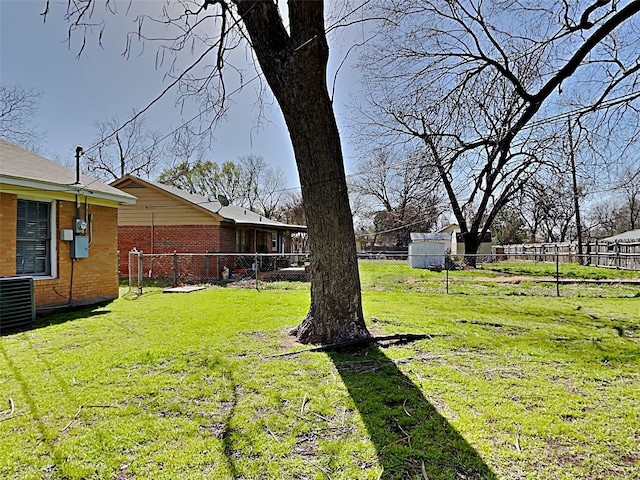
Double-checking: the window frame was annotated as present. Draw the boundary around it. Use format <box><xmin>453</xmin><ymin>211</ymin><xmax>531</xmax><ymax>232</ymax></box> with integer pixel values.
<box><xmin>16</xmin><ymin>198</ymin><xmax>57</xmax><ymax>278</ymax></box>
<box><xmin>235</xmin><ymin>229</ymin><xmax>247</xmax><ymax>253</ymax></box>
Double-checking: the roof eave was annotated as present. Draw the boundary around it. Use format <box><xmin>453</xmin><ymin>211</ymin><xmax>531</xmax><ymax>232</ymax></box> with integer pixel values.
<box><xmin>233</xmin><ymin>220</ymin><xmax>307</xmax><ymax>231</ymax></box>
<box><xmin>1</xmin><ymin>175</ymin><xmax>137</xmax><ymax>204</ymax></box>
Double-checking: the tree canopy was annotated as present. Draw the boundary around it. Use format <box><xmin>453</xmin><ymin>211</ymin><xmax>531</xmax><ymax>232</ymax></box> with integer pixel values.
<box><xmin>157</xmin><ymin>154</ymin><xmax>287</xmax><ymax>219</ymax></box>
<box><xmin>357</xmin><ymin>0</ymin><xmax>640</xmax><ymax>254</ymax></box>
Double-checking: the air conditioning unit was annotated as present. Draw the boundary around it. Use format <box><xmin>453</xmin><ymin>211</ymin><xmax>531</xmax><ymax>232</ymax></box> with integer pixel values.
<box><xmin>0</xmin><ymin>276</ymin><xmax>36</xmax><ymax>331</ymax></box>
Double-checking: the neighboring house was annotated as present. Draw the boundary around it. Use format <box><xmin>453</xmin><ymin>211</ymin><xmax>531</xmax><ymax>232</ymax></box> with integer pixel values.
<box><xmin>355</xmin><ymin>230</ymin><xmax>375</xmax><ymax>253</ymax></box>
<box><xmin>602</xmin><ymin>229</ymin><xmax>640</xmax><ymax>243</ymax></box>
<box><xmin>438</xmin><ymin>224</ymin><xmax>492</xmax><ymax>255</ymax></box>
<box><xmin>0</xmin><ymin>139</ymin><xmax>136</xmax><ymax>316</ymax></box>
<box><xmin>110</xmin><ymin>175</ymin><xmax>307</xmax><ymax>275</ymax></box>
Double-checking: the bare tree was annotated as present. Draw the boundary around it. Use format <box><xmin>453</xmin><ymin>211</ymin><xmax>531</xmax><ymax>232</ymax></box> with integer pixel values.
<box><xmin>239</xmin><ymin>154</ymin><xmax>287</xmax><ymax>218</ymax></box>
<box><xmin>86</xmin><ymin>111</ymin><xmax>164</xmax><ymax>182</ymax></box>
<box><xmin>350</xmin><ymin>149</ymin><xmax>444</xmax><ymax>246</ymax></box>
<box><xmin>528</xmin><ymin>175</ymin><xmax>579</xmax><ymax>243</ymax></box>
<box><xmin>589</xmin><ymin>167</ymin><xmax>640</xmax><ymax>235</ymax></box>
<box><xmin>52</xmin><ymin>1</ymin><xmax>370</xmax><ymax>343</ymax></box>
<box><xmin>274</xmin><ymin>190</ymin><xmax>306</xmax><ymax>225</ymax></box>
<box><xmin>0</xmin><ymin>84</ymin><xmax>46</xmax><ymax>152</ymax></box>
<box><xmin>166</xmin><ymin>125</ymin><xmax>209</xmax><ymax>169</ymax></box>
<box><xmin>357</xmin><ymin>0</ymin><xmax>640</xmax><ymax>262</ymax></box>
<box><xmin>619</xmin><ymin>168</ymin><xmax>640</xmax><ymax>230</ymax></box>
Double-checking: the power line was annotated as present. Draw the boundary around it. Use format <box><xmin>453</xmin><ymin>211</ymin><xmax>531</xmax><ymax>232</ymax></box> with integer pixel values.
<box><xmin>75</xmin><ymin>2</ymin><xmax>640</xmax><ymax>202</ymax></box>
<box><xmin>524</xmin><ymin>91</ymin><xmax>640</xmax><ymax>130</ymax></box>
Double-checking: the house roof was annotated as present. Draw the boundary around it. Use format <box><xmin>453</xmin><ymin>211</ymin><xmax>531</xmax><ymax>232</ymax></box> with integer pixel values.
<box><xmin>0</xmin><ymin>138</ymin><xmax>136</xmax><ymax>204</ymax></box>
<box><xmin>410</xmin><ymin>232</ymin><xmax>452</xmax><ymax>242</ymax></box>
<box><xmin>602</xmin><ymin>229</ymin><xmax>640</xmax><ymax>242</ymax></box>
<box><xmin>111</xmin><ymin>174</ymin><xmax>307</xmax><ymax>232</ymax></box>
<box><xmin>438</xmin><ymin>224</ymin><xmax>460</xmax><ymax>233</ymax></box>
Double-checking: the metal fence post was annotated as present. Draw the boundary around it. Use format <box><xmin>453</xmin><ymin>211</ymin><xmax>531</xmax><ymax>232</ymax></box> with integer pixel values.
<box><xmin>138</xmin><ymin>251</ymin><xmax>143</xmax><ymax>296</ymax></box>
<box><xmin>173</xmin><ymin>251</ymin><xmax>178</xmax><ymax>285</ymax></box>
<box><xmin>445</xmin><ymin>255</ymin><xmax>449</xmax><ymax>294</ymax></box>
<box><xmin>255</xmin><ymin>252</ymin><xmax>259</xmax><ymax>290</ymax></box>
<box><xmin>205</xmin><ymin>254</ymin><xmax>210</xmax><ymax>283</ymax></box>
<box><xmin>128</xmin><ymin>250</ymin><xmax>132</xmax><ymax>294</ymax></box>
<box><xmin>555</xmin><ymin>247</ymin><xmax>560</xmax><ymax>297</ymax></box>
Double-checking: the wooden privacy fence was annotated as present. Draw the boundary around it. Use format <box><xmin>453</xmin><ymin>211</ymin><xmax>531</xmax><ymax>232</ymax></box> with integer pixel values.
<box><xmin>499</xmin><ymin>241</ymin><xmax>640</xmax><ymax>270</ymax></box>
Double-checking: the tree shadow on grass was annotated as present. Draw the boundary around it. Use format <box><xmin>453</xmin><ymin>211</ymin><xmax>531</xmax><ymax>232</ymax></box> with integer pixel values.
<box><xmin>1</xmin><ymin>304</ymin><xmax>112</xmax><ymax>336</ymax></box>
<box><xmin>328</xmin><ymin>347</ymin><xmax>497</xmax><ymax>480</ymax></box>
<box><xmin>0</xmin><ymin>300</ymin><xmax>112</xmax><ymax>336</ymax></box>
<box><xmin>35</xmin><ymin>302</ymin><xmax>113</xmax><ymax>328</ymax></box>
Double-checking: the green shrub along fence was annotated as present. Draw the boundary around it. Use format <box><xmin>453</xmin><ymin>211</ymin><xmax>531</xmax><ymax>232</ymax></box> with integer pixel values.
<box><xmin>125</xmin><ymin>251</ymin><xmax>640</xmax><ymax>298</ymax></box>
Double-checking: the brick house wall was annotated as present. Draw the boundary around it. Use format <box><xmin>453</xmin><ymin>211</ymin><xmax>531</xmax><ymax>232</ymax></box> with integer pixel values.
<box><xmin>0</xmin><ymin>193</ymin><xmax>17</xmax><ymax>276</ymax></box>
<box><xmin>118</xmin><ymin>224</ymin><xmax>237</xmax><ymax>275</ymax></box>
<box><xmin>40</xmin><ymin>202</ymin><xmax>120</xmax><ymax>308</ymax></box>
<box><xmin>1</xmin><ymin>193</ymin><xmax>120</xmax><ymax>310</ymax></box>
<box><xmin>220</xmin><ymin>225</ymin><xmax>236</xmax><ymax>252</ymax></box>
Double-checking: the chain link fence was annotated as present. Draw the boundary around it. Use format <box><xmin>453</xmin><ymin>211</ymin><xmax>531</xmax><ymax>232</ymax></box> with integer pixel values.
<box><xmin>127</xmin><ymin>251</ymin><xmax>311</xmax><ymax>293</ymax></box>
<box><xmin>125</xmin><ymin>250</ymin><xmax>640</xmax><ymax>298</ymax></box>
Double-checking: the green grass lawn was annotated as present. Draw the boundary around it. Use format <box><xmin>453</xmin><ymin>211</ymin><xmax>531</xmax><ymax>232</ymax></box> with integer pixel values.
<box><xmin>357</xmin><ymin>260</ymin><xmax>640</xmax><ymax>297</ymax></box>
<box><xmin>1</xmin><ymin>286</ymin><xmax>638</xmax><ymax>479</ymax></box>
<box><xmin>478</xmin><ymin>260</ymin><xmax>640</xmax><ymax>280</ymax></box>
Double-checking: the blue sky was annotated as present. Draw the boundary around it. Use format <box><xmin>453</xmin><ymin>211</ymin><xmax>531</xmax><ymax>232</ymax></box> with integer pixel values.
<box><xmin>0</xmin><ymin>1</ymin><xmax>363</xmax><ymax>188</ymax></box>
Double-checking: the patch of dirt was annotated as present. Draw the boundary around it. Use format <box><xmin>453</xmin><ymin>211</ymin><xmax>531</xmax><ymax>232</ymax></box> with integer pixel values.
<box><xmin>278</xmin><ymin>326</ymin><xmax>389</xmax><ymax>351</ymax></box>
<box><xmin>280</xmin><ymin>334</ymin><xmax>303</xmax><ymax>349</ymax></box>
<box><xmin>227</xmin><ymin>279</ymin><xmax>268</xmax><ymax>289</ymax></box>
<box><xmin>462</xmin><ymin>275</ymin><xmax>556</xmax><ymax>283</ymax></box>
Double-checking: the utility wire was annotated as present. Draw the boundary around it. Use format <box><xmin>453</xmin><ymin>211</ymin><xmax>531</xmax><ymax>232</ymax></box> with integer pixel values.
<box><xmin>76</xmin><ymin>3</ymin><xmax>639</xmax><ymax>200</ymax></box>
<box><xmin>81</xmin><ymin>1</ymin><xmax>375</xmax><ymax>162</ymax></box>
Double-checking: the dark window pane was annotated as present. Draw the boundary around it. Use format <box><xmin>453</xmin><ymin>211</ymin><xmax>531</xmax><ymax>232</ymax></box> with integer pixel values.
<box><xmin>16</xmin><ymin>200</ymin><xmax>51</xmax><ymax>275</ymax></box>
<box><xmin>39</xmin><ymin>203</ymin><xmax>49</xmax><ymax>220</ymax></box>
<box><xmin>17</xmin><ymin>200</ymin><xmax>26</xmax><ymax>218</ymax></box>
<box><xmin>17</xmin><ymin>219</ymin><xmax>26</xmax><ymax>237</ymax></box>
<box><xmin>38</xmin><ymin>221</ymin><xmax>48</xmax><ymax>238</ymax></box>
<box><xmin>35</xmin><ymin>242</ymin><xmax>47</xmax><ymax>255</ymax></box>
<box><xmin>25</xmin><ymin>220</ymin><xmax>37</xmax><ymax>237</ymax></box>
<box><xmin>34</xmin><ymin>258</ymin><xmax>46</xmax><ymax>272</ymax></box>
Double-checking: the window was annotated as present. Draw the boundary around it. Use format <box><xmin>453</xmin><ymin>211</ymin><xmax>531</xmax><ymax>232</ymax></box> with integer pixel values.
<box><xmin>257</xmin><ymin>232</ymin><xmax>269</xmax><ymax>253</ymax></box>
<box><xmin>236</xmin><ymin>229</ymin><xmax>247</xmax><ymax>252</ymax></box>
<box><xmin>16</xmin><ymin>199</ymin><xmax>51</xmax><ymax>276</ymax></box>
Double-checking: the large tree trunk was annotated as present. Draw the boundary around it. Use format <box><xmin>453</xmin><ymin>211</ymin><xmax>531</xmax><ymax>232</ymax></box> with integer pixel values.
<box><xmin>236</xmin><ymin>0</ymin><xmax>370</xmax><ymax>344</ymax></box>
<box><xmin>462</xmin><ymin>232</ymin><xmax>482</xmax><ymax>268</ymax></box>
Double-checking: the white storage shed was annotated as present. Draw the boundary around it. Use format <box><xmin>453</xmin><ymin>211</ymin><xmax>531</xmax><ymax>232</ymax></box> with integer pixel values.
<box><xmin>408</xmin><ymin>232</ymin><xmax>452</xmax><ymax>268</ymax></box>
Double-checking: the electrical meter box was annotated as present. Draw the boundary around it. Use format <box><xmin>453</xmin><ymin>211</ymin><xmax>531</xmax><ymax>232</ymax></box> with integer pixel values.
<box><xmin>74</xmin><ymin>218</ymin><xmax>88</xmax><ymax>234</ymax></box>
<box><xmin>73</xmin><ymin>236</ymin><xmax>89</xmax><ymax>258</ymax></box>
<box><xmin>73</xmin><ymin>218</ymin><xmax>87</xmax><ymax>234</ymax></box>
